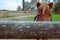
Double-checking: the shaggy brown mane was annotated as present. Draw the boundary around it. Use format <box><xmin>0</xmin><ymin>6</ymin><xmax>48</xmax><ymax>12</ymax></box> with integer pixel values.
<box><xmin>34</xmin><ymin>2</ymin><xmax>53</xmax><ymax>21</ymax></box>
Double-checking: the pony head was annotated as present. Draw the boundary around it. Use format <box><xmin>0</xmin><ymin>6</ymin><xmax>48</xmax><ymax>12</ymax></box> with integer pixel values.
<box><xmin>36</xmin><ymin>2</ymin><xmax>53</xmax><ymax>14</ymax></box>
<box><xmin>36</xmin><ymin>2</ymin><xmax>53</xmax><ymax>21</ymax></box>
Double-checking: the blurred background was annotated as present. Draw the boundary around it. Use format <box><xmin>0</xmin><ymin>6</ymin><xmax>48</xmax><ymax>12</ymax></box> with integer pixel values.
<box><xmin>0</xmin><ymin>0</ymin><xmax>60</xmax><ymax>21</ymax></box>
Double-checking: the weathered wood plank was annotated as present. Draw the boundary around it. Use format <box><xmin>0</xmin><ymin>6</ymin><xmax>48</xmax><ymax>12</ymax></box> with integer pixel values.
<box><xmin>0</xmin><ymin>21</ymin><xmax>60</xmax><ymax>39</ymax></box>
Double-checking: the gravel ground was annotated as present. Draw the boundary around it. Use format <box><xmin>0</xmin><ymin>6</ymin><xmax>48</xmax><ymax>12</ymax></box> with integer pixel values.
<box><xmin>0</xmin><ymin>15</ymin><xmax>32</xmax><ymax>21</ymax></box>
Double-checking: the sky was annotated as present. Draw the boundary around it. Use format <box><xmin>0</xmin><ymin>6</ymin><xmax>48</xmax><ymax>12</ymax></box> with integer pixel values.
<box><xmin>0</xmin><ymin>0</ymin><xmax>32</xmax><ymax>10</ymax></box>
<box><xmin>0</xmin><ymin>0</ymin><xmax>53</xmax><ymax>10</ymax></box>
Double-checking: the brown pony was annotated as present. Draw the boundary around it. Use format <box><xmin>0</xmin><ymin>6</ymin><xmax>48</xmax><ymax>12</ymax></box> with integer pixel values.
<box><xmin>34</xmin><ymin>2</ymin><xmax>53</xmax><ymax>21</ymax></box>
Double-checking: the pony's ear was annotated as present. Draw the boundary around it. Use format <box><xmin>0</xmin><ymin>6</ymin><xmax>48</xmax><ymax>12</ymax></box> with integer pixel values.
<box><xmin>36</xmin><ymin>2</ymin><xmax>41</xmax><ymax>8</ymax></box>
<box><xmin>48</xmin><ymin>2</ymin><xmax>53</xmax><ymax>9</ymax></box>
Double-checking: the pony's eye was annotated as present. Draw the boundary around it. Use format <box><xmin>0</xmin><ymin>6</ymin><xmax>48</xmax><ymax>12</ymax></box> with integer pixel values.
<box><xmin>38</xmin><ymin>6</ymin><xmax>43</xmax><ymax>11</ymax></box>
<box><xmin>37</xmin><ymin>5</ymin><xmax>43</xmax><ymax>12</ymax></box>
<box><xmin>39</xmin><ymin>8</ymin><xmax>43</xmax><ymax>11</ymax></box>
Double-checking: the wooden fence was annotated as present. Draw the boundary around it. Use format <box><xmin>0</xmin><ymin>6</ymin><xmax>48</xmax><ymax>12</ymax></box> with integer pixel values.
<box><xmin>0</xmin><ymin>21</ymin><xmax>60</xmax><ymax>40</ymax></box>
<box><xmin>0</xmin><ymin>11</ymin><xmax>35</xmax><ymax>18</ymax></box>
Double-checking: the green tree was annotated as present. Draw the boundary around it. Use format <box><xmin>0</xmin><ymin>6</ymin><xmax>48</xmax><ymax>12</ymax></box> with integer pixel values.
<box><xmin>53</xmin><ymin>0</ymin><xmax>60</xmax><ymax>13</ymax></box>
<box><xmin>24</xmin><ymin>2</ymin><xmax>31</xmax><ymax>10</ymax></box>
<box><xmin>30</xmin><ymin>0</ymin><xmax>37</xmax><ymax>11</ymax></box>
<box><xmin>17</xmin><ymin>6</ymin><xmax>22</xmax><ymax>11</ymax></box>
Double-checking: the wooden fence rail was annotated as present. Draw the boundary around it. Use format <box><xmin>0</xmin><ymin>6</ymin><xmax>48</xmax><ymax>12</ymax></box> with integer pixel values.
<box><xmin>0</xmin><ymin>21</ymin><xmax>60</xmax><ymax>40</ymax></box>
<box><xmin>0</xmin><ymin>11</ymin><xmax>35</xmax><ymax>18</ymax></box>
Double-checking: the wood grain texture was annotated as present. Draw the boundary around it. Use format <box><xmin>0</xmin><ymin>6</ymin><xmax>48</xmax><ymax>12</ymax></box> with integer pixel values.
<box><xmin>0</xmin><ymin>21</ymin><xmax>60</xmax><ymax>39</ymax></box>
